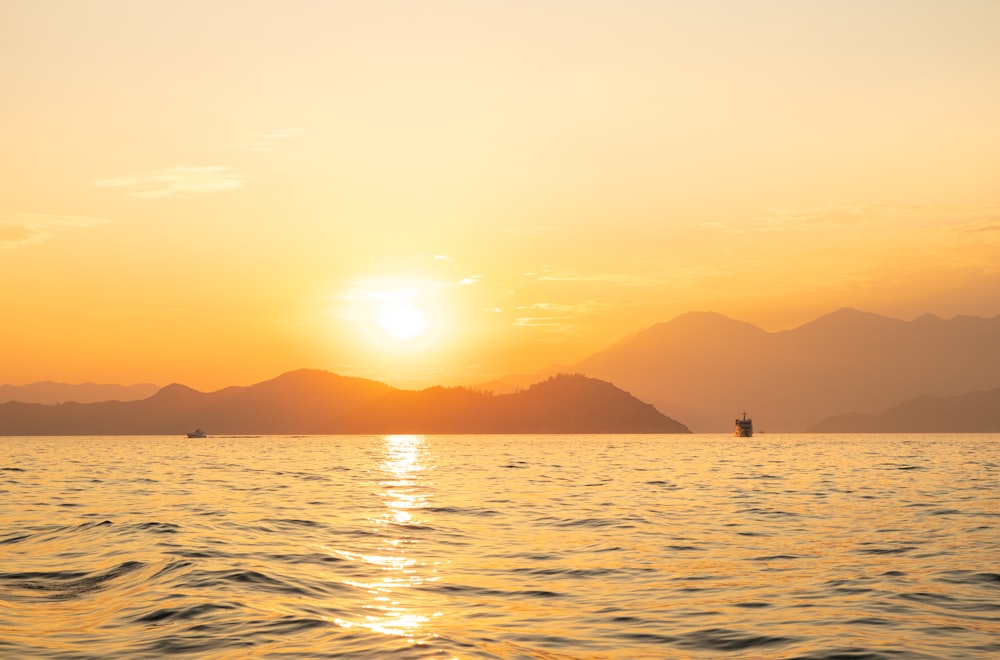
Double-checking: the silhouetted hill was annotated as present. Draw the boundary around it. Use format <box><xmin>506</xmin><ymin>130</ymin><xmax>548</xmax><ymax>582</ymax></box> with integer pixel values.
<box><xmin>0</xmin><ymin>370</ymin><xmax>394</xmax><ymax>435</ymax></box>
<box><xmin>337</xmin><ymin>374</ymin><xmax>689</xmax><ymax>433</ymax></box>
<box><xmin>0</xmin><ymin>370</ymin><xmax>687</xmax><ymax>435</ymax></box>
<box><xmin>0</xmin><ymin>381</ymin><xmax>159</xmax><ymax>404</ymax></box>
<box><xmin>187</xmin><ymin>369</ymin><xmax>398</xmax><ymax>434</ymax></box>
<box><xmin>475</xmin><ymin>365</ymin><xmax>570</xmax><ymax>394</ymax></box>
<box><xmin>571</xmin><ymin>308</ymin><xmax>1000</xmax><ymax>431</ymax></box>
<box><xmin>808</xmin><ymin>388</ymin><xmax>1000</xmax><ymax>432</ymax></box>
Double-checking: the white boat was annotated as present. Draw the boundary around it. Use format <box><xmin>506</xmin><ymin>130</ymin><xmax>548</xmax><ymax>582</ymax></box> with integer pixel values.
<box><xmin>734</xmin><ymin>412</ymin><xmax>753</xmax><ymax>437</ymax></box>
<box><xmin>187</xmin><ymin>428</ymin><xmax>207</xmax><ymax>438</ymax></box>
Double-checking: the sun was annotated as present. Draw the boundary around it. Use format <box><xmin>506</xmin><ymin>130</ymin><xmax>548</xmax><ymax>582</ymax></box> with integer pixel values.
<box><xmin>377</xmin><ymin>298</ymin><xmax>429</xmax><ymax>339</ymax></box>
<box><xmin>336</xmin><ymin>278</ymin><xmax>440</xmax><ymax>348</ymax></box>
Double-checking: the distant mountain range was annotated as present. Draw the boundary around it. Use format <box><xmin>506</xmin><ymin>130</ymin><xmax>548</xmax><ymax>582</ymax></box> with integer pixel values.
<box><xmin>808</xmin><ymin>387</ymin><xmax>1000</xmax><ymax>433</ymax></box>
<box><xmin>0</xmin><ymin>370</ymin><xmax>689</xmax><ymax>436</ymax></box>
<box><xmin>4</xmin><ymin>308</ymin><xmax>998</xmax><ymax>434</ymax></box>
<box><xmin>0</xmin><ymin>381</ymin><xmax>159</xmax><ymax>404</ymax></box>
<box><xmin>488</xmin><ymin>307</ymin><xmax>1000</xmax><ymax>432</ymax></box>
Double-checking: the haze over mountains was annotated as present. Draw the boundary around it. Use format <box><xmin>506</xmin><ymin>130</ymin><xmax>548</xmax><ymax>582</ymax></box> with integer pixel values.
<box><xmin>560</xmin><ymin>308</ymin><xmax>1000</xmax><ymax>432</ymax></box>
<box><xmin>808</xmin><ymin>387</ymin><xmax>1000</xmax><ymax>433</ymax></box>
<box><xmin>0</xmin><ymin>382</ymin><xmax>158</xmax><ymax>405</ymax></box>
<box><xmin>3</xmin><ymin>308</ymin><xmax>997</xmax><ymax>434</ymax></box>
<box><xmin>0</xmin><ymin>371</ymin><xmax>688</xmax><ymax>436</ymax></box>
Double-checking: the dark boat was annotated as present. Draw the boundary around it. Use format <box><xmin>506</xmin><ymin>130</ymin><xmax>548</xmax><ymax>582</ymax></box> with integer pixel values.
<box><xmin>187</xmin><ymin>428</ymin><xmax>207</xmax><ymax>438</ymax></box>
<box><xmin>734</xmin><ymin>412</ymin><xmax>753</xmax><ymax>437</ymax></box>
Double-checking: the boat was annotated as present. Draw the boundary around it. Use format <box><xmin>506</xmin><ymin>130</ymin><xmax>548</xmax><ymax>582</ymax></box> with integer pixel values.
<box><xmin>187</xmin><ymin>429</ymin><xmax>207</xmax><ymax>438</ymax></box>
<box><xmin>734</xmin><ymin>412</ymin><xmax>753</xmax><ymax>437</ymax></box>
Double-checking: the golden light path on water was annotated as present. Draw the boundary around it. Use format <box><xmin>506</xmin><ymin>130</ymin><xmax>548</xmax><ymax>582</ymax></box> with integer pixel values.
<box><xmin>332</xmin><ymin>435</ymin><xmax>445</xmax><ymax>650</ymax></box>
<box><xmin>1</xmin><ymin>435</ymin><xmax>998</xmax><ymax>658</ymax></box>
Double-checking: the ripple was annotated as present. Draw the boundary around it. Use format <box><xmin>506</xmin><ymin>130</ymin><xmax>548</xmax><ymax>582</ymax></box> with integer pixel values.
<box><xmin>856</xmin><ymin>546</ymin><xmax>917</xmax><ymax>555</ymax></box>
<box><xmin>0</xmin><ymin>533</ymin><xmax>31</xmax><ymax>545</ymax></box>
<box><xmin>0</xmin><ymin>433</ymin><xmax>996</xmax><ymax>659</ymax></box>
<box><xmin>0</xmin><ymin>560</ymin><xmax>145</xmax><ymax>602</ymax></box>
<box><xmin>132</xmin><ymin>602</ymin><xmax>240</xmax><ymax>623</ymax></box>
<box><xmin>789</xmin><ymin>650</ymin><xmax>903</xmax><ymax>660</ymax></box>
<box><xmin>672</xmin><ymin>627</ymin><xmax>798</xmax><ymax>652</ymax></box>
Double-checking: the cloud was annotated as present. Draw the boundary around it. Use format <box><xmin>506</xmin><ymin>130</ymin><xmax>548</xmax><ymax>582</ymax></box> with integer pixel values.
<box><xmin>527</xmin><ymin>264</ymin><xmax>663</xmax><ymax>288</ymax></box>
<box><xmin>238</xmin><ymin>128</ymin><xmax>305</xmax><ymax>153</ymax></box>
<box><xmin>746</xmin><ymin>202</ymin><xmax>996</xmax><ymax>234</ymax></box>
<box><xmin>261</xmin><ymin>128</ymin><xmax>304</xmax><ymax>140</ymax></box>
<box><xmin>499</xmin><ymin>224</ymin><xmax>556</xmax><ymax>237</ymax></box>
<box><xmin>954</xmin><ymin>214</ymin><xmax>1000</xmax><ymax>235</ymax></box>
<box><xmin>0</xmin><ymin>214</ymin><xmax>109</xmax><ymax>248</ymax></box>
<box><xmin>93</xmin><ymin>165</ymin><xmax>243</xmax><ymax>198</ymax></box>
<box><xmin>513</xmin><ymin>300</ymin><xmax>613</xmax><ymax>335</ymax></box>
<box><xmin>694</xmin><ymin>203</ymin><xmax>913</xmax><ymax>235</ymax></box>
<box><xmin>758</xmin><ymin>204</ymin><xmax>871</xmax><ymax>230</ymax></box>
<box><xmin>533</xmin><ymin>269</ymin><xmax>656</xmax><ymax>287</ymax></box>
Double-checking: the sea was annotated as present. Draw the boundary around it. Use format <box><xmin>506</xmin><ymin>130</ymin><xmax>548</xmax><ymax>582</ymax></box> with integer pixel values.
<box><xmin>0</xmin><ymin>434</ymin><xmax>997</xmax><ymax>659</ymax></box>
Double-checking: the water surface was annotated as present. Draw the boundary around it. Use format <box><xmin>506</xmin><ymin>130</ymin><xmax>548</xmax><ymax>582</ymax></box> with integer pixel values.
<box><xmin>1</xmin><ymin>434</ymin><xmax>997</xmax><ymax>658</ymax></box>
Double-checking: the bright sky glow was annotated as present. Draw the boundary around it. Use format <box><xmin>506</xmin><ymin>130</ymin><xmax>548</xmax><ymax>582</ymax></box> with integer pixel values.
<box><xmin>378</xmin><ymin>300</ymin><xmax>429</xmax><ymax>341</ymax></box>
<box><xmin>1</xmin><ymin>0</ymin><xmax>998</xmax><ymax>389</ymax></box>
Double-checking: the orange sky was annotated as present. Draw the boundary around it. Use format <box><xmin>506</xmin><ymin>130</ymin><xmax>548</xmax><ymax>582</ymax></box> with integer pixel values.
<box><xmin>2</xmin><ymin>1</ymin><xmax>999</xmax><ymax>391</ymax></box>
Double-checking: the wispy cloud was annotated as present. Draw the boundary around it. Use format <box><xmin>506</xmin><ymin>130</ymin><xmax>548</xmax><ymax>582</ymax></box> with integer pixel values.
<box><xmin>498</xmin><ymin>223</ymin><xmax>556</xmax><ymax>237</ymax></box>
<box><xmin>93</xmin><ymin>165</ymin><xmax>243</xmax><ymax>199</ymax></box>
<box><xmin>238</xmin><ymin>127</ymin><xmax>305</xmax><ymax>153</ymax></box>
<box><xmin>745</xmin><ymin>202</ymin><xmax>996</xmax><ymax>234</ymax></box>
<box><xmin>700</xmin><ymin>203</ymin><xmax>914</xmax><ymax>235</ymax></box>
<box><xmin>953</xmin><ymin>213</ymin><xmax>1000</xmax><ymax>235</ymax></box>
<box><xmin>533</xmin><ymin>268</ymin><xmax>657</xmax><ymax>287</ymax></box>
<box><xmin>261</xmin><ymin>128</ymin><xmax>304</xmax><ymax>140</ymax></box>
<box><xmin>0</xmin><ymin>214</ymin><xmax>109</xmax><ymax>248</ymax></box>
<box><xmin>513</xmin><ymin>300</ymin><xmax>613</xmax><ymax>335</ymax></box>
<box><xmin>757</xmin><ymin>203</ymin><xmax>874</xmax><ymax>230</ymax></box>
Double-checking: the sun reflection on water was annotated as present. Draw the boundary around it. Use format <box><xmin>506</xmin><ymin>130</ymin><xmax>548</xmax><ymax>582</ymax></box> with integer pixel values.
<box><xmin>334</xmin><ymin>435</ymin><xmax>443</xmax><ymax>646</ymax></box>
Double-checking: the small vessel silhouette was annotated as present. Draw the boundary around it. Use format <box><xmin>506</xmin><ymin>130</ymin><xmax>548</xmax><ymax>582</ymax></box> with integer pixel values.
<box><xmin>734</xmin><ymin>412</ymin><xmax>753</xmax><ymax>437</ymax></box>
<box><xmin>187</xmin><ymin>428</ymin><xmax>207</xmax><ymax>438</ymax></box>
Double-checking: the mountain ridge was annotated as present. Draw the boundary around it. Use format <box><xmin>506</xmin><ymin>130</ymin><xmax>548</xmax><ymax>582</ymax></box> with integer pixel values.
<box><xmin>808</xmin><ymin>387</ymin><xmax>1000</xmax><ymax>433</ymax></box>
<box><xmin>0</xmin><ymin>381</ymin><xmax>160</xmax><ymax>404</ymax></box>
<box><xmin>482</xmin><ymin>307</ymin><xmax>1000</xmax><ymax>432</ymax></box>
<box><xmin>5</xmin><ymin>308</ymin><xmax>998</xmax><ymax>434</ymax></box>
<box><xmin>572</xmin><ymin>307</ymin><xmax>1000</xmax><ymax>431</ymax></box>
<box><xmin>0</xmin><ymin>370</ymin><xmax>689</xmax><ymax>436</ymax></box>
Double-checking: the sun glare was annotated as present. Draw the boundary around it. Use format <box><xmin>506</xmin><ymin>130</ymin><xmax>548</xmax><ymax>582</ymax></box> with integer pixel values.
<box><xmin>378</xmin><ymin>299</ymin><xmax>428</xmax><ymax>339</ymax></box>
<box><xmin>337</xmin><ymin>278</ymin><xmax>444</xmax><ymax>352</ymax></box>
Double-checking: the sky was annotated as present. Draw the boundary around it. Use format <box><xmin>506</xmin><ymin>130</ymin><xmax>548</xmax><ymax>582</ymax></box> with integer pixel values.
<box><xmin>2</xmin><ymin>0</ymin><xmax>999</xmax><ymax>391</ymax></box>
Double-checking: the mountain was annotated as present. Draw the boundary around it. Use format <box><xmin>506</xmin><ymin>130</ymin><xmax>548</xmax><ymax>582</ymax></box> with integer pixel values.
<box><xmin>337</xmin><ymin>374</ymin><xmax>689</xmax><ymax>434</ymax></box>
<box><xmin>0</xmin><ymin>370</ymin><xmax>395</xmax><ymax>436</ymax></box>
<box><xmin>474</xmin><ymin>365</ymin><xmax>571</xmax><ymax>395</ymax></box>
<box><xmin>0</xmin><ymin>370</ymin><xmax>688</xmax><ymax>436</ymax></box>
<box><xmin>569</xmin><ymin>308</ymin><xmax>1000</xmax><ymax>432</ymax></box>
<box><xmin>0</xmin><ymin>381</ymin><xmax>159</xmax><ymax>404</ymax></box>
<box><xmin>807</xmin><ymin>387</ymin><xmax>1000</xmax><ymax>433</ymax></box>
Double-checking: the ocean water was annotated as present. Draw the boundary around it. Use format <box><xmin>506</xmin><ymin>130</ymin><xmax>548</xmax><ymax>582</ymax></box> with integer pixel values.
<box><xmin>0</xmin><ymin>434</ymin><xmax>997</xmax><ymax>659</ymax></box>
